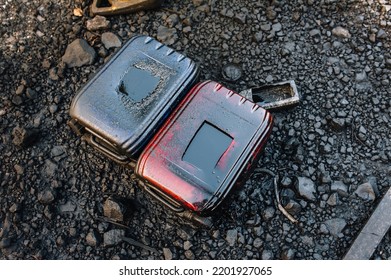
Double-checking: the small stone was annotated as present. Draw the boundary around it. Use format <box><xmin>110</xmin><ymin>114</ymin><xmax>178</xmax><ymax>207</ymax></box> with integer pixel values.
<box><xmin>296</xmin><ymin>177</ymin><xmax>317</xmax><ymax>201</ymax></box>
<box><xmin>309</xmin><ymin>29</ymin><xmax>321</xmax><ymax>37</ymax></box>
<box><xmin>266</xmin><ymin>7</ymin><xmax>277</xmax><ymax>20</ymax></box>
<box><xmin>44</xmin><ymin>160</ymin><xmax>57</xmax><ymax>177</ymax></box>
<box><xmin>183</xmin><ymin>241</ymin><xmax>192</xmax><ymax>250</ymax></box>
<box><xmin>192</xmin><ymin>0</ymin><xmax>205</xmax><ymax>6</ymax></box>
<box><xmin>51</xmin><ymin>146</ymin><xmax>66</xmax><ymax>160</ymax></box>
<box><xmin>260</xmin><ymin>23</ymin><xmax>271</xmax><ymax>31</ymax></box>
<box><xmin>16</xmin><ymin>85</ymin><xmax>25</xmax><ymax>95</ymax></box>
<box><xmin>262</xmin><ymin>206</ymin><xmax>275</xmax><ymax>220</ymax></box>
<box><xmin>356</xmin><ymin>71</ymin><xmax>368</xmax><ymax>83</ymax></box>
<box><xmin>354</xmin><ymin>182</ymin><xmax>376</xmax><ymax>201</ymax></box>
<box><xmin>49</xmin><ymin>104</ymin><xmax>58</xmax><ymax>114</ymax></box>
<box><xmin>331</xmin><ymin>181</ymin><xmax>348</xmax><ymax>195</ymax></box>
<box><xmin>103</xmin><ymin>197</ymin><xmax>126</xmax><ymax>222</ymax></box>
<box><xmin>9</xmin><ymin>203</ymin><xmax>21</xmax><ymax>213</ymax></box>
<box><xmin>225</xmin><ymin>228</ymin><xmax>237</xmax><ymax>246</ymax></box>
<box><xmin>86</xmin><ymin>231</ymin><xmax>99</xmax><ymax>247</ymax></box>
<box><xmin>86</xmin><ymin>15</ymin><xmax>111</xmax><ymax>31</ymax></box>
<box><xmin>222</xmin><ymin>63</ymin><xmax>242</xmax><ymax>82</ymax></box>
<box><xmin>62</xmin><ymin>39</ymin><xmax>96</xmax><ymax>68</ymax></box>
<box><xmin>12</xmin><ymin>126</ymin><xmax>39</xmax><ymax>147</ymax></box>
<box><xmin>254</xmin><ymin>31</ymin><xmax>263</xmax><ymax>42</ymax></box>
<box><xmin>101</xmin><ymin>32</ymin><xmax>122</xmax><ymax>49</ymax></box>
<box><xmin>166</xmin><ymin>14</ymin><xmax>179</xmax><ymax>28</ymax></box>
<box><xmin>11</xmin><ymin>95</ymin><xmax>23</xmax><ymax>106</ymax></box>
<box><xmin>327</xmin><ymin>192</ymin><xmax>339</xmax><ymax>206</ymax></box>
<box><xmin>281</xmin><ymin>248</ymin><xmax>295</xmax><ymax>260</ymax></box>
<box><xmin>163</xmin><ymin>248</ymin><xmax>173</xmax><ymax>260</ymax></box>
<box><xmin>377</xmin><ymin>29</ymin><xmax>387</xmax><ymax>39</ymax></box>
<box><xmin>262</xmin><ymin>250</ymin><xmax>273</xmax><ymax>260</ymax></box>
<box><xmin>59</xmin><ymin>201</ymin><xmax>76</xmax><ymax>212</ymax></box>
<box><xmin>25</xmin><ymin>88</ymin><xmax>37</xmax><ymax>99</ymax></box>
<box><xmin>38</xmin><ymin>188</ymin><xmax>56</xmax><ymax>204</ymax></box>
<box><xmin>103</xmin><ymin>229</ymin><xmax>125</xmax><ymax>247</ymax></box>
<box><xmin>329</xmin><ymin>118</ymin><xmax>345</xmax><ymax>132</ymax></box>
<box><xmin>253</xmin><ymin>238</ymin><xmax>262</xmax><ymax>248</ymax></box>
<box><xmin>323</xmin><ymin>218</ymin><xmax>346</xmax><ymax>237</ymax></box>
<box><xmin>184</xmin><ymin>250</ymin><xmax>195</xmax><ymax>260</ymax></box>
<box><xmin>283</xmin><ymin>199</ymin><xmax>302</xmax><ymax>215</ymax></box>
<box><xmin>280</xmin><ymin>176</ymin><xmax>293</xmax><ymax>188</ymax></box>
<box><xmin>332</xmin><ymin>26</ymin><xmax>351</xmax><ymax>38</ymax></box>
<box><xmin>73</xmin><ymin>8</ymin><xmax>83</xmax><ymax>17</ymax></box>
<box><xmin>157</xmin><ymin>26</ymin><xmax>178</xmax><ymax>45</ymax></box>
<box><xmin>14</xmin><ymin>164</ymin><xmax>24</xmax><ymax>175</ymax></box>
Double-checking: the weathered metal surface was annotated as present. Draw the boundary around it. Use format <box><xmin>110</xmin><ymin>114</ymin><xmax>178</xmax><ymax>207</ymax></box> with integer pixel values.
<box><xmin>344</xmin><ymin>187</ymin><xmax>391</xmax><ymax>260</ymax></box>
<box><xmin>69</xmin><ymin>35</ymin><xmax>198</xmax><ymax>162</ymax></box>
<box><xmin>91</xmin><ymin>0</ymin><xmax>163</xmax><ymax>16</ymax></box>
<box><xmin>239</xmin><ymin>80</ymin><xmax>300</xmax><ymax>111</ymax></box>
<box><xmin>136</xmin><ymin>81</ymin><xmax>273</xmax><ymax>216</ymax></box>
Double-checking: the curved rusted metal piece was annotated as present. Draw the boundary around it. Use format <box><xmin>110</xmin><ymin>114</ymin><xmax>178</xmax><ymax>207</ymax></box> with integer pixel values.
<box><xmin>91</xmin><ymin>0</ymin><xmax>163</xmax><ymax>16</ymax></box>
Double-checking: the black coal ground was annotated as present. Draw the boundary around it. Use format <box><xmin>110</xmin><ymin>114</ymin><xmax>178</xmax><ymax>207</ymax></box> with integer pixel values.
<box><xmin>1</xmin><ymin>0</ymin><xmax>390</xmax><ymax>260</ymax></box>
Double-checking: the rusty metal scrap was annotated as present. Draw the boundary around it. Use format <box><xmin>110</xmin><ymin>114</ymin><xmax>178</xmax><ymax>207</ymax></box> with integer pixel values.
<box><xmin>91</xmin><ymin>0</ymin><xmax>163</xmax><ymax>16</ymax></box>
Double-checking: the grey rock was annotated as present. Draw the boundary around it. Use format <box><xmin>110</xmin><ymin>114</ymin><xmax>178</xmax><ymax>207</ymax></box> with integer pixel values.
<box><xmin>62</xmin><ymin>39</ymin><xmax>96</xmax><ymax>68</ymax></box>
<box><xmin>262</xmin><ymin>206</ymin><xmax>275</xmax><ymax>220</ymax></box>
<box><xmin>49</xmin><ymin>104</ymin><xmax>57</xmax><ymax>114</ymax></box>
<box><xmin>253</xmin><ymin>238</ymin><xmax>263</xmax><ymax>248</ymax></box>
<box><xmin>103</xmin><ymin>229</ymin><xmax>125</xmax><ymax>247</ymax></box>
<box><xmin>281</xmin><ymin>248</ymin><xmax>295</xmax><ymax>260</ymax></box>
<box><xmin>254</xmin><ymin>31</ymin><xmax>263</xmax><ymax>42</ymax></box>
<box><xmin>59</xmin><ymin>201</ymin><xmax>76</xmax><ymax>212</ymax></box>
<box><xmin>354</xmin><ymin>182</ymin><xmax>376</xmax><ymax>201</ymax></box>
<box><xmin>166</xmin><ymin>14</ymin><xmax>179</xmax><ymax>28</ymax></box>
<box><xmin>38</xmin><ymin>188</ymin><xmax>56</xmax><ymax>204</ymax></box>
<box><xmin>296</xmin><ymin>177</ymin><xmax>317</xmax><ymax>201</ymax></box>
<box><xmin>284</xmin><ymin>199</ymin><xmax>302</xmax><ymax>215</ymax></box>
<box><xmin>260</xmin><ymin>23</ymin><xmax>271</xmax><ymax>31</ymax></box>
<box><xmin>327</xmin><ymin>193</ymin><xmax>339</xmax><ymax>206</ymax></box>
<box><xmin>184</xmin><ymin>250</ymin><xmax>195</xmax><ymax>260</ymax></box>
<box><xmin>332</xmin><ymin>26</ymin><xmax>351</xmax><ymax>38</ymax></box>
<box><xmin>329</xmin><ymin>118</ymin><xmax>346</xmax><ymax>132</ymax></box>
<box><xmin>280</xmin><ymin>176</ymin><xmax>293</xmax><ymax>188</ymax></box>
<box><xmin>323</xmin><ymin>218</ymin><xmax>347</xmax><ymax>237</ymax></box>
<box><xmin>356</xmin><ymin>71</ymin><xmax>368</xmax><ymax>83</ymax></box>
<box><xmin>86</xmin><ymin>231</ymin><xmax>99</xmax><ymax>247</ymax></box>
<box><xmin>51</xmin><ymin>146</ymin><xmax>66</xmax><ymax>161</ymax></box>
<box><xmin>12</xmin><ymin>126</ymin><xmax>38</xmax><ymax>147</ymax></box>
<box><xmin>101</xmin><ymin>32</ymin><xmax>122</xmax><ymax>49</ymax></box>
<box><xmin>26</xmin><ymin>88</ymin><xmax>37</xmax><ymax>99</ymax></box>
<box><xmin>44</xmin><ymin>159</ymin><xmax>57</xmax><ymax>177</ymax></box>
<box><xmin>309</xmin><ymin>29</ymin><xmax>321</xmax><ymax>37</ymax></box>
<box><xmin>163</xmin><ymin>248</ymin><xmax>173</xmax><ymax>260</ymax></box>
<box><xmin>86</xmin><ymin>15</ymin><xmax>110</xmax><ymax>31</ymax></box>
<box><xmin>266</xmin><ymin>7</ymin><xmax>277</xmax><ymax>20</ymax></box>
<box><xmin>103</xmin><ymin>197</ymin><xmax>125</xmax><ymax>222</ymax></box>
<box><xmin>262</xmin><ymin>249</ymin><xmax>273</xmax><ymax>260</ymax></box>
<box><xmin>183</xmin><ymin>240</ymin><xmax>192</xmax><ymax>250</ymax></box>
<box><xmin>235</xmin><ymin>13</ymin><xmax>247</xmax><ymax>24</ymax></box>
<box><xmin>157</xmin><ymin>26</ymin><xmax>178</xmax><ymax>45</ymax></box>
<box><xmin>222</xmin><ymin>63</ymin><xmax>242</xmax><ymax>82</ymax></box>
<box><xmin>377</xmin><ymin>29</ymin><xmax>387</xmax><ymax>39</ymax></box>
<box><xmin>331</xmin><ymin>181</ymin><xmax>348</xmax><ymax>195</ymax></box>
<box><xmin>9</xmin><ymin>203</ymin><xmax>21</xmax><ymax>213</ymax></box>
<box><xmin>225</xmin><ymin>228</ymin><xmax>237</xmax><ymax>246</ymax></box>
<box><xmin>192</xmin><ymin>0</ymin><xmax>205</xmax><ymax>6</ymax></box>
<box><xmin>14</xmin><ymin>164</ymin><xmax>24</xmax><ymax>175</ymax></box>
<box><xmin>15</xmin><ymin>84</ymin><xmax>25</xmax><ymax>95</ymax></box>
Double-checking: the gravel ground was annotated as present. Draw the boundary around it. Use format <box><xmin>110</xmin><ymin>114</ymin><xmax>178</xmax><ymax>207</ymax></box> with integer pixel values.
<box><xmin>1</xmin><ymin>0</ymin><xmax>390</xmax><ymax>260</ymax></box>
